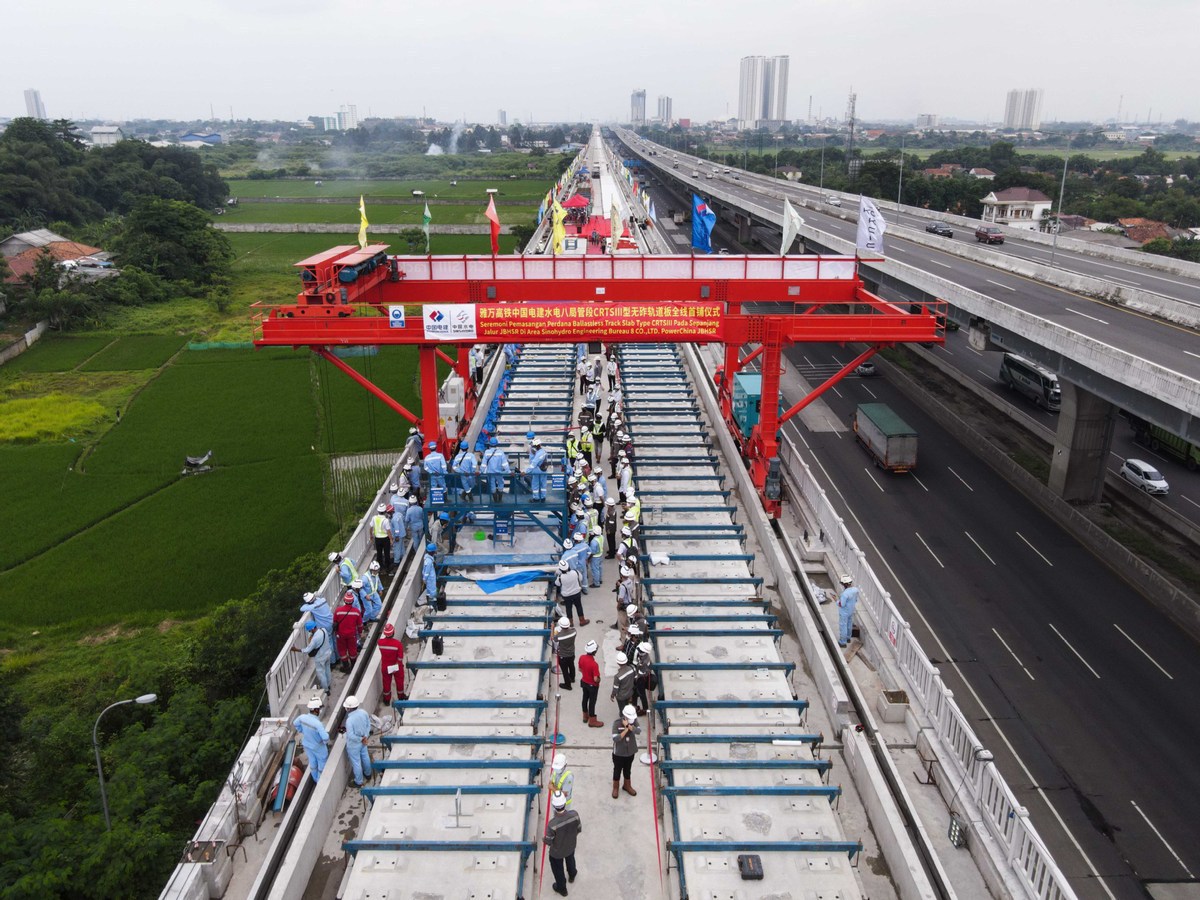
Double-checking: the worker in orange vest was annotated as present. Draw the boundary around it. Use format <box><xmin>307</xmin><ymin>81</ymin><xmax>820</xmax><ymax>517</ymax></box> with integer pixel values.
<box><xmin>378</xmin><ymin>623</ymin><xmax>406</xmax><ymax>704</ymax></box>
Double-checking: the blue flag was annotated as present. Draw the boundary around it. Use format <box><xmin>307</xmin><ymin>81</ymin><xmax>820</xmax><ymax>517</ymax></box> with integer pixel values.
<box><xmin>691</xmin><ymin>194</ymin><xmax>716</xmax><ymax>253</ymax></box>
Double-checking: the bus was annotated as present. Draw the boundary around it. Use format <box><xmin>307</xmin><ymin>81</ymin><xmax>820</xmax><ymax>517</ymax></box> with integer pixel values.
<box><xmin>999</xmin><ymin>352</ymin><xmax>1061</xmax><ymax>411</ymax></box>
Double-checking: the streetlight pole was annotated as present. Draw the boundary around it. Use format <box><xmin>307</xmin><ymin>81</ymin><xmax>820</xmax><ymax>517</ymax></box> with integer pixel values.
<box><xmin>819</xmin><ymin>137</ymin><xmax>826</xmax><ymax>192</ymax></box>
<box><xmin>896</xmin><ymin>132</ymin><xmax>906</xmax><ymax>209</ymax></box>
<box><xmin>1049</xmin><ymin>153</ymin><xmax>1069</xmax><ymax>267</ymax></box>
<box><xmin>93</xmin><ymin>693</ymin><xmax>157</xmax><ymax>831</ymax></box>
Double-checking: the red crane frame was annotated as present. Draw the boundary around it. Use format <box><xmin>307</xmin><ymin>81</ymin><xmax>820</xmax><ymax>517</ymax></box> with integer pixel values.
<box><xmin>253</xmin><ymin>248</ymin><xmax>945</xmax><ymax>515</ymax></box>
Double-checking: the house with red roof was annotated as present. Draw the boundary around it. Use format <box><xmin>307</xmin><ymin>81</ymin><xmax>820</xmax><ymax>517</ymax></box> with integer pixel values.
<box><xmin>0</xmin><ymin>229</ymin><xmax>102</xmax><ymax>284</ymax></box>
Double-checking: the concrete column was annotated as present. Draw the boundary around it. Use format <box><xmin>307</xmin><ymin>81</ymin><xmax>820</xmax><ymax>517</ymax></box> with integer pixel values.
<box><xmin>735</xmin><ymin>214</ymin><xmax>752</xmax><ymax>244</ymax></box>
<box><xmin>1048</xmin><ymin>383</ymin><xmax>1117</xmax><ymax>503</ymax></box>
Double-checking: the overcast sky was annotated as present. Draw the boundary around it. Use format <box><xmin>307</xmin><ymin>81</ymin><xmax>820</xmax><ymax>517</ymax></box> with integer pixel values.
<box><xmin>5</xmin><ymin>0</ymin><xmax>1196</xmax><ymax>127</ymax></box>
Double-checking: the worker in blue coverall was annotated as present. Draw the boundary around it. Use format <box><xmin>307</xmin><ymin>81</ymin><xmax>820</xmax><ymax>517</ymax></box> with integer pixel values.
<box><xmin>588</xmin><ymin>527</ymin><xmax>604</xmax><ymax>588</ymax></box>
<box><xmin>452</xmin><ymin>440</ymin><xmax>477</xmax><ymax>499</ymax></box>
<box><xmin>328</xmin><ymin>552</ymin><xmax>359</xmax><ymax>593</ymax></box>
<box><xmin>293</xmin><ymin>697</ymin><xmax>330</xmax><ymax>783</ymax></box>
<box><xmin>362</xmin><ymin>562</ymin><xmax>384</xmax><ymax>623</ymax></box>
<box><xmin>424</xmin><ymin>441</ymin><xmax>447</xmax><ymax>496</ymax></box>
<box><xmin>390</xmin><ymin>503</ymin><xmax>408</xmax><ymax>568</ymax></box>
<box><xmin>342</xmin><ymin>695</ymin><xmax>373</xmax><ymax>787</ymax></box>
<box><xmin>300</xmin><ymin>591</ymin><xmax>338</xmax><ymax>664</ymax></box>
<box><xmin>422</xmin><ymin>542</ymin><xmax>438</xmax><ymax>605</ymax></box>
<box><xmin>292</xmin><ymin>620</ymin><xmax>333</xmax><ymax>693</ymax></box>
<box><xmin>482</xmin><ymin>437</ymin><xmax>511</xmax><ymax>502</ymax></box>
<box><xmin>837</xmin><ymin>574</ymin><xmax>860</xmax><ymax>647</ymax></box>
<box><xmin>404</xmin><ymin>495</ymin><xmax>425</xmax><ymax>548</ymax></box>
<box><xmin>525</xmin><ymin>437</ymin><xmax>549</xmax><ymax>500</ymax></box>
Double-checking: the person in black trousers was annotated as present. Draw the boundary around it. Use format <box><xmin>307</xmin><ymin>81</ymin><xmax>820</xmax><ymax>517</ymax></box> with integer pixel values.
<box><xmin>544</xmin><ymin>793</ymin><xmax>581</xmax><ymax>896</ymax></box>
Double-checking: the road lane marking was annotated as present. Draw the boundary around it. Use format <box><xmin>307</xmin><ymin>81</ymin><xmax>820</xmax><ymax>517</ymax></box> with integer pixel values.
<box><xmin>968</xmin><ymin>346</ymin><xmax>984</xmax><ymax>356</ymax></box>
<box><xmin>965</xmin><ymin>531</ymin><xmax>996</xmax><ymax>565</ymax></box>
<box><xmin>915</xmin><ymin>532</ymin><xmax>945</xmax><ymax>568</ymax></box>
<box><xmin>1087</xmin><ymin>260</ymin><xmax>1200</xmax><ymax>292</ymax></box>
<box><xmin>992</xmin><ymin>628</ymin><xmax>1036</xmax><ymax>680</ymax></box>
<box><xmin>1060</xmin><ymin>266</ymin><xmax>1139</xmax><ymax>286</ymax></box>
<box><xmin>929</xmin><ymin>259</ymin><xmax>953</xmax><ymax>269</ymax></box>
<box><xmin>830</xmin><ymin>385</ymin><xmax>843</xmax><ymax>398</ymax></box>
<box><xmin>864</xmin><ymin>469</ymin><xmax>885</xmax><ymax>493</ymax></box>
<box><xmin>1065</xmin><ymin>307</ymin><xmax>1110</xmax><ymax>325</ymax></box>
<box><xmin>1186</xmin><ymin>350</ymin><xmax>1200</xmax><ymax>361</ymax></box>
<box><xmin>863</xmin><ymin>386</ymin><xmax>877</xmax><ymax>399</ymax></box>
<box><xmin>910</xmin><ymin>474</ymin><xmax>930</xmax><ymax>492</ymax></box>
<box><xmin>1131</xmin><ymin>800</ymin><xmax>1194</xmax><ymax>877</ymax></box>
<box><xmin>947</xmin><ymin>466</ymin><xmax>974</xmax><ymax>491</ymax></box>
<box><xmin>1113</xmin><ymin>624</ymin><xmax>1173</xmax><ymax>679</ymax></box>
<box><xmin>977</xmin><ymin>368</ymin><xmax>993</xmax><ymax>378</ymax></box>
<box><xmin>940</xmin><ymin>347</ymin><xmax>954</xmax><ymax>355</ymax></box>
<box><xmin>1049</xmin><ymin>623</ymin><xmax>1101</xmax><ymax>678</ymax></box>
<box><xmin>1181</xmin><ymin>495</ymin><xmax>1200</xmax><ymax>511</ymax></box>
<box><xmin>986</xmin><ymin>279</ymin><xmax>1016</xmax><ymax>291</ymax></box>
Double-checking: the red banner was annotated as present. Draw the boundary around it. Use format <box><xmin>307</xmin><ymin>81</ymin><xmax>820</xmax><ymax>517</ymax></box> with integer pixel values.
<box><xmin>475</xmin><ymin>301</ymin><xmax>723</xmax><ymax>342</ymax></box>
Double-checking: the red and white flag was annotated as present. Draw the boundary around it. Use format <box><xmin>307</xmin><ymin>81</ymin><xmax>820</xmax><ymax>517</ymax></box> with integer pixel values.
<box><xmin>485</xmin><ymin>195</ymin><xmax>501</xmax><ymax>255</ymax></box>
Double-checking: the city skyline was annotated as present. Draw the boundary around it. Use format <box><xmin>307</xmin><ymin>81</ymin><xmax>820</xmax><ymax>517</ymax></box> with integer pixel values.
<box><xmin>3</xmin><ymin>0</ymin><xmax>1197</xmax><ymax>125</ymax></box>
<box><xmin>737</xmin><ymin>56</ymin><xmax>789</xmax><ymax>128</ymax></box>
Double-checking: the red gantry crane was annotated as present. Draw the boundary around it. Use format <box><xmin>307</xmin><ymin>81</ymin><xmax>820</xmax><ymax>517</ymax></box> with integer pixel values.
<box><xmin>254</xmin><ymin>247</ymin><xmax>945</xmax><ymax>515</ymax></box>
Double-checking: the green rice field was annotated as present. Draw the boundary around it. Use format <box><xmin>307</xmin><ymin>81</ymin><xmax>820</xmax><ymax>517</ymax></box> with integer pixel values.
<box><xmin>2</xmin><ymin>335</ymin><xmax>115</xmax><ymax>373</ymax></box>
<box><xmin>220</xmin><ymin>202</ymin><xmax>535</xmax><ymax>226</ymax></box>
<box><xmin>79</xmin><ymin>334</ymin><xmax>187</xmax><ymax>371</ymax></box>
<box><xmin>226</xmin><ymin>178</ymin><xmax>553</xmax><ymax>201</ymax></box>
<box><xmin>226</xmin><ymin>232</ymin><xmax>521</xmax><ymax>272</ymax></box>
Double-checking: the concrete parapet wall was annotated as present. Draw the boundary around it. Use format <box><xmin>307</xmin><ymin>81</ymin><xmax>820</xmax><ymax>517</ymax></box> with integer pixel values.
<box><xmin>213</xmin><ymin>223</ymin><xmax>508</xmax><ymax>235</ymax></box>
<box><xmin>0</xmin><ymin>320</ymin><xmax>49</xmax><ymax>367</ymax></box>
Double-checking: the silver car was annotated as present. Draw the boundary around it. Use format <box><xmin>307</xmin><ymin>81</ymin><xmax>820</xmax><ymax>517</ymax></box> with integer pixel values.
<box><xmin>1120</xmin><ymin>458</ymin><xmax>1169</xmax><ymax>494</ymax></box>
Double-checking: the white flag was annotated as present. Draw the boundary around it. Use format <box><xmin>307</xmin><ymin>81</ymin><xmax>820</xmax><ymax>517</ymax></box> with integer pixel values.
<box><xmin>781</xmin><ymin>197</ymin><xmax>805</xmax><ymax>256</ymax></box>
<box><xmin>610</xmin><ymin>200</ymin><xmax>622</xmax><ymax>254</ymax></box>
<box><xmin>856</xmin><ymin>195</ymin><xmax>887</xmax><ymax>255</ymax></box>
<box><xmin>648</xmin><ymin>200</ymin><xmax>658</xmax><ymax>222</ymax></box>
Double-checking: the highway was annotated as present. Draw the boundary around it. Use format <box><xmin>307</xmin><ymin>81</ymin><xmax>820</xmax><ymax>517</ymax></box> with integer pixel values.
<box><xmin>779</xmin><ymin>346</ymin><xmax>1200</xmax><ymax>899</ymax></box>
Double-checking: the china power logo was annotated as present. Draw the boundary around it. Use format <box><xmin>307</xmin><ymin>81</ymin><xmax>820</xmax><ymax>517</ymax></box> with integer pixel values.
<box><xmin>428</xmin><ymin>310</ymin><xmax>445</xmax><ymax>323</ymax></box>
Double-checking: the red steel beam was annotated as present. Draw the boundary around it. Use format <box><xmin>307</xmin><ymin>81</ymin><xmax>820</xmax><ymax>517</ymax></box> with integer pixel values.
<box><xmin>313</xmin><ymin>348</ymin><xmax>419</xmax><ymax>425</ymax></box>
<box><xmin>778</xmin><ymin>346</ymin><xmax>880</xmax><ymax>426</ymax></box>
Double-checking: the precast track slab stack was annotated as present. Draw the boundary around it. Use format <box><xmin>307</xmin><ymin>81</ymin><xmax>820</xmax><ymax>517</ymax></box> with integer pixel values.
<box><xmin>617</xmin><ymin>343</ymin><xmax>864</xmax><ymax>898</ymax></box>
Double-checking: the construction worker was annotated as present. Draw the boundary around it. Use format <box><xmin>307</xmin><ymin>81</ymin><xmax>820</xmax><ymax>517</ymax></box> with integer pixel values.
<box><xmin>564</xmin><ymin>430</ymin><xmax>579</xmax><ymax>462</ymax></box>
<box><xmin>342</xmin><ymin>695</ymin><xmax>373</xmax><ymax>788</ymax></box>
<box><xmin>390</xmin><ymin>502</ymin><xmax>408</xmax><ymax>569</ymax></box>
<box><xmin>625</xmin><ymin>489</ymin><xmax>641</xmax><ymax>525</ymax></box>
<box><xmin>333</xmin><ymin>591</ymin><xmax>362</xmax><ymax>672</ymax></box>
<box><xmin>617</xmin><ymin>458</ymin><xmax>633</xmax><ymax>503</ymax></box>
<box><xmin>389</xmin><ymin>481</ymin><xmax>405</xmax><ymax>509</ymax></box>
<box><xmin>452</xmin><ymin>440</ymin><xmax>477</xmax><ymax>499</ymax></box>
<box><xmin>291</xmin><ymin>620</ymin><xmax>333</xmax><ymax>694</ymax></box>
<box><xmin>587</xmin><ymin>527</ymin><xmax>604</xmax><ymax>588</ymax></box>
<box><xmin>404</xmin><ymin>426</ymin><xmax>424</xmax><ymax>458</ymax></box>
<box><xmin>566</xmin><ymin>533</ymin><xmax>588</xmax><ymax>594</ymax></box>
<box><xmin>579</xmin><ymin>640</ymin><xmax>603</xmax><ymax>728</ymax></box>
<box><xmin>300</xmin><ymin>591</ymin><xmax>338</xmax><ymax>664</ymax></box>
<box><xmin>544</xmin><ymin>791</ymin><xmax>582</xmax><ymax>896</ymax></box>
<box><xmin>615</xmin><ymin>526</ymin><xmax>636</xmax><ymax>566</ymax></box>
<box><xmin>603</xmin><ymin>497</ymin><xmax>619</xmax><ymax>557</ymax></box>
<box><xmin>622</xmin><ymin>623</ymin><xmax>644</xmax><ymax>666</ymax></box>
<box><xmin>292</xmin><ymin>696</ymin><xmax>330</xmax><ymax>783</ymax></box>
<box><xmin>578</xmin><ymin>426</ymin><xmax>594</xmax><ymax>466</ymax></box>
<box><xmin>378</xmin><ymin>623</ymin><xmax>405</xmax><ymax>704</ymax></box>
<box><xmin>424</xmin><ymin>441</ymin><xmax>447</xmax><ymax>496</ymax></box>
<box><xmin>590</xmin><ymin>471</ymin><xmax>607</xmax><ymax>509</ymax></box>
<box><xmin>606</xmin><ymin>355</ymin><xmax>618</xmax><ymax>391</ymax></box>
<box><xmin>576</xmin><ymin>356</ymin><xmax>588</xmax><ymax>394</ymax></box>
<box><xmin>482</xmin><ymin>436</ymin><xmax>510</xmax><ymax>502</ymax></box>
<box><xmin>633</xmin><ymin>641</ymin><xmax>653</xmax><ymax>716</ymax></box>
<box><xmin>328</xmin><ymin>552</ymin><xmax>359</xmax><ymax>594</ymax></box>
<box><xmin>421</xmin><ymin>542</ymin><xmax>438</xmax><ymax>605</ymax></box>
<box><xmin>550</xmin><ymin>753</ymin><xmax>574</xmax><ymax>806</ymax></box>
<box><xmin>591</xmin><ymin>414</ymin><xmax>607</xmax><ymax>457</ymax></box>
<box><xmin>471</xmin><ymin>345</ymin><xmax>485</xmax><ymax>385</ymax></box>
<box><xmin>611</xmin><ymin>704</ymin><xmax>640</xmax><ymax>798</ymax></box>
<box><xmin>611</xmin><ymin>651</ymin><xmax>635</xmax><ymax>714</ymax></box>
<box><xmin>362</xmin><ymin>562</ymin><xmax>384</xmax><ymax>623</ymax></box>
<box><xmin>404</xmin><ymin>495</ymin><xmax>425</xmax><ymax>547</ymax></box>
<box><xmin>555</xmin><ymin>559</ymin><xmax>585</xmax><ymax>626</ymax></box>
<box><xmin>371</xmin><ymin>503</ymin><xmax>391</xmax><ymax>574</ymax></box>
<box><xmin>554</xmin><ymin>616</ymin><xmax>577</xmax><ymax>690</ymax></box>
<box><xmin>525</xmin><ymin>437</ymin><xmax>548</xmax><ymax>501</ymax></box>
<box><xmin>582</xmin><ymin>383</ymin><xmax>600</xmax><ymax>420</ymax></box>
<box><xmin>616</xmin><ymin>571</ymin><xmax>636</xmax><ymax>638</ymax></box>
<box><xmin>348</xmin><ymin>578</ymin><xmax>366</xmax><ymax>614</ymax></box>
<box><xmin>838</xmin><ymin>574</ymin><xmax>860</xmax><ymax>647</ymax></box>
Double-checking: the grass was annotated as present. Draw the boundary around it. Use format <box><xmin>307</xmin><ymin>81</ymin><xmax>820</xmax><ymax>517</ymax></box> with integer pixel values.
<box><xmin>220</xmin><ymin>202</ymin><xmax>535</xmax><ymax>226</ymax></box>
<box><xmin>2</xmin><ymin>335</ymin><xmax>114</xmax><ymax>373</ymax></box>
<box><xmin>225</xmin><ymin>232</ymin><xmax>521</xmax><ymax>271</ymax></box>
<box><xmin>79</xmin><ymin>334</ymin><xmax>187</xmax><ymax>371</ymax></box>
<box><xmin>226</xmin><ymin>178</ymin><xmax>552</xmax><ymax>201</ymax></box>
<box><xmin>0</xmin><ymin>395</ymin><xmax>109</xmax><ymax>442</ymax></box>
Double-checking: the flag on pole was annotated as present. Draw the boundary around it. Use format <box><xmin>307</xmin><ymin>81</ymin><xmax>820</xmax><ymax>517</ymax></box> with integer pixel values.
<box><xmin>648</xmin><ymin>199</ymin><xmax>657</xmax><ymax>223</ymax></box>
<box><xmin>551</xmin><ymin>199</ymin><xmax>567</xmax><ymax>256</ymax></box>
<box><xmin>691</xmin><ymin>194</ymin><xmax>716</xmax><ymax>253</ymax></box>
<box><xmin>422</xmin><ymin>202</ymin><xmax>432</xmax><ymax>254</ymax></box>
<box><xmin>485</xmin><ymin>195</ymin><xmax>501</xmax><ymax>255</ymax></box>
<box><xmin>357</xmin><ymin>195</ymin><xmax>369</xmax><ymax>249</ymax></box>
<box><xmin>856</xmin><ymin>195</ymin><xmax>887</xmax><ymax>255</ymax></box>
<box><xmin>610</xmin><ymin>200</ymin><xmax>622</xmax><ymax>254</ymax></box>
<box><xmin>780</xmin><ymin>197</ymin><xmax>805</xmax><ymax>256</ymax></box>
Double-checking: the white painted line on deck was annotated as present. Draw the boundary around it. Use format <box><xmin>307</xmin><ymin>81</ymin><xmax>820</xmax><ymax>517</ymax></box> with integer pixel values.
<box><xmin>986</xmin><ymin>279</ymin><xmax>1016</xmax><ymax>292</ymax></box>
<box><xmin>929</xmin><ymin>259</ymin><xmax>953</xmax><ymax>269</ymax></box>
<box><xmin>862</xmin><ymin>386</ymin><xmax>877</xmax><ymax>399</ymax></box>
<box><xmin>1113</xmin><ymin>624</ymin><xmax>1174</xmax><ymax>680</ymax></box>
<box><xmin>830</xmin><ymin>385</ymin><xmax>843</xmax><ymax>398</ymax></box>
<box><xmin>1131</xmin><ymin>800</ymin><xmax>1194</xmax><ymax>877</ymax></box>
<box><xmin>1184</xmin><ymin>350</ymin><xmax>1200</xmax><ymax>361</ymax></box>
<box><xmin>1065</xmin><ymin>307</ymin><xmax>1109</xmax><ymax>325</ymax></box>
<box><xmin>1181</xmin><ymin>495</ymin><xmax>1200</xmax><ymax>512</ymax></box>
<box><xmin>915</xmin><ymin>532</ymin><xmax>945</xmax><ymax>568</ymax></box>
<box><xmin>992</xmin><ymin>628</ymin><xmax>1036</xmax><ymax>680</ymax></box>
<box><xmin>977</xmin><ymin>368</ymin><xmax>993</xmax><ymax>378</ymax></box>
<box><xmin>1049</xmin><ymin>623</ymin><xmax>1101</xmax><ymax>679</ymax></box>
<box><xmin>965</xmin><ymin>531</ymin><xmax>996</xmax><ymax>565</ymax></box>
<box><xmin>968</xmin><ymin>346</ymin><xmax>984</xmax><ymax>356</ymax></box>
<box><xmin>910</xmin><ymin>473</ymin><xmax>930</xmax><ymax>492</ymax></box>
<box><xmin>1016</xmin><ymin>531</ymin><xmax>1054</xmax><ymax>566</ymax></box>
<box><xmin>1060</xmin><ymin>267</ymin><xmax>1138</xmax><ymax>287</ymax></box>
<box><xmin>940</xmin><ymin>347</ymin><xmax>954</xmax><ymax>355</ymax></box>
<box><xmin>947</xmin><ymin>466</ymin><xmax>974</xmax><ymax>491</ymax></box>
<box><xmin>864</xmin><ymin>469</ymin><xmax>885</xmax><ymax>493</ymax></box>
<box><xmin>1088</xmin><ymin>260</ymin><xmax>1200</xmax><ymax>292</ymax></box>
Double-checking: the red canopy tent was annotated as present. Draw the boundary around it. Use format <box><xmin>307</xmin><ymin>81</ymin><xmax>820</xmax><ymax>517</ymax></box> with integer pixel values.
<box><xmin>560</xmin><ymin>194</ymin><xmax>590</xmax><ymax>209</ymax></box>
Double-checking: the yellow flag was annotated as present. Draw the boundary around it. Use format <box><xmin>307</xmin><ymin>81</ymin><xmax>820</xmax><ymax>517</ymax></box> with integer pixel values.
<box><xmin>551</xmin><ymin>199</ymin><xmax>567</xmax><ymax>256</ymax></box>
<box><xmin>357</xmin><ymin>195</ymin><xmax>369</xmax><ymax>249</ymax></box>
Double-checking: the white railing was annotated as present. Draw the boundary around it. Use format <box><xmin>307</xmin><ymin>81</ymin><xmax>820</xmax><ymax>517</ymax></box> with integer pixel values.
<box><xmin>778</xmin><ymin>436</ymin><xmax>1075</xmax><ymax>900</ymax></box>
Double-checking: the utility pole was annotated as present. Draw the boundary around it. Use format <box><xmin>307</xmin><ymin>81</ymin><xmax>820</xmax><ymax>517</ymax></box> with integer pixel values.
<box><xmin>845</xmin><ymin>90</ymin><xmax>857</xmax><ymax>178</ymax></box>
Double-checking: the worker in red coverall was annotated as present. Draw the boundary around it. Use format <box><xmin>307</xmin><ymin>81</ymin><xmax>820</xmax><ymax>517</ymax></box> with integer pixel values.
<box><xmin>378</xmin><ymin>622</ymin><xmax>406</xmax><ymax>704</ymax></box>
<box><xmin>333</xmin><ymin>590</ymin><xmax>362</xmax><ymax>673</ymax></box>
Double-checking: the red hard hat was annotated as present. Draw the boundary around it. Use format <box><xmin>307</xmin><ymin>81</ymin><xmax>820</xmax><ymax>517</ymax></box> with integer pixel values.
<box><xmin>383</xmin><ymin>623</ymin><xmax>395</xmax><ymax>637</ymax></box>
<box><xmin>343</xmin><ymin>590</ymin><xmax>355</xmax><ymax>601</ymax></box>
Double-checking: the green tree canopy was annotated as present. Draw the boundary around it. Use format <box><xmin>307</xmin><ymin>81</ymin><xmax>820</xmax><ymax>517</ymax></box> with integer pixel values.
<box><xmin>112</xmin><ymin>198</ymin><xmax>232</xmax><ymax>286</ymax></box>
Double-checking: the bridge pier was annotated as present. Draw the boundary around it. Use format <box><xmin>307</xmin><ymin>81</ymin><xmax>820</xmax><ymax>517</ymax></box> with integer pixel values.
<box><xmin>1048</xmin><ymin>383</ymin><xmax>1117</xmax><ymax>503</ymax></box>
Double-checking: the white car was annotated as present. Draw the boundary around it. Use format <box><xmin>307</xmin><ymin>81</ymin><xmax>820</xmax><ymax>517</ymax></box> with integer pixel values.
<box><xmin>1120</xmin><ymin>458</ymin><xmax>1169</xmax><ymax>495</ymax></box>
<box><xmin>824</xmin><ymin>195</ymin><xmax>842</xmax><ymax>207</ymax></box>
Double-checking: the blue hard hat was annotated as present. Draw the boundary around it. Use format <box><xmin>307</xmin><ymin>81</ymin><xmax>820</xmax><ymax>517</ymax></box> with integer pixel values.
<box><xmin>526</xmin><ymin>431</ymin><xmax>536</xmax><ymax>440</ymax></box>
<box><xmin>426</xmin><ymin>542</ymin><xmax>437</xmax><ymax>553</ymax></box>
<box><xmin>438</xmin><ymin>512</ymin><xmax>450</xmax><ymax>521</ymax></box>
<box><xmin>304</xmin><ymin>621</ymin><xmax>317</xmax><ymax>632</ymax></box>
<box><xmin>488</xmin><ymin>437</ymin><xmax>498</xmax><ymax>446</ymax></box>
<box><xmin>428</xmin><ymin>441</ymin><xmax>437</xmax><ymax>449</ymax></box>
<box><xmin>460</xmin><ymin>440</ymin><xmax>469</xmax><ymax>450</ymax></box>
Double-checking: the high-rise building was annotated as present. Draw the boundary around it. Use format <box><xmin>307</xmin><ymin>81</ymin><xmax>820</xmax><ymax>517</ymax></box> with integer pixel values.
<box><xmin>737</xmin><ymin>56</ymin><xmax>789</xmax><ymax>129</ymax></box>
<box><xmin>1003</xmin><ymin>89</ymin><xmax>1043</xmax><ymax>131</ymax></box>
<box><xmin>24</xmin><ymin>89</ymin><xmax>47</xmax><ymax>120</ymax></box>
<box><xmin>498</xmin><ymin>109</ymin><xmax>507</xmax><ymax>126</ymax></box>
<box><xmin>657</xmin><ymin>96</ymin><xmax>673</xmax><ymax>125</ymax></box>
<box><xmin>337</xmin><ymin>104</ymin><xmax>359</xmax><ymax>131</ymax></box>
<box><xmin>630</xmin><ymin>90</ymin><xmax>646</xmax><ymax>125</ymax></box>
<box><xmin>916</xmin><ymin>113</ymin><xmax>939</xmax><ymax>129</ymax></box>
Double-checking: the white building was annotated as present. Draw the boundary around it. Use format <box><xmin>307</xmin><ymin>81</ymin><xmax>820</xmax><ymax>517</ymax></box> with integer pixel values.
<box><xmin>1003</xmin><ymin>88</ymin><xmax>1043</xmax><ymax>131</ymax></box>
<box><xmin>24</xmin><ymin>89</ymin><xmax>47</xmax><ymax>120</ymax></box>
<box><xmin>337</xmin><ymin>104</ymin><xmax>359</xmax><ymax>130</ymax></box>
<box><xmin>498</xmin><ymin>109</ymin><xmax>507</xmax><ymax>126</ymax></box>
<box><xmin>981</xmin><ymin>187</ymin><xmax>1053</xmax><ymax>231</ymax></box>
<box><xmin>916</xmin><ymin>113</ymin><xmax>939</xmax><ymax>129</ymax></box>
<box><xmin>657</xmin><ymin>95</ymin><xmax>673</xmax><ymax>125</ymax></box>
<box><xmin>630</xmin><ymin>90</ymin><xmax>646</xmax><ymax>125</ymax></box>
<box><xmin>90</xmin><ymin>125</ymin><xmax>124</xmax><ymax>147</ymax></box>
<box><xmin>737</xmin><ymin>55</ymin><xmax>788</xmax><ymax>129</ymax></box>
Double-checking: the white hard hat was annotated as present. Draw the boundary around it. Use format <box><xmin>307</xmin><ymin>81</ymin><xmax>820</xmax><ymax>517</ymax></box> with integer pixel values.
<box><xmin>551</xmin><ymin>791</ymin><xmax>567</xmax><ymax>809</ymax></box>
<box><xmin>532</xmin><ymin>437</ymin><xmax>542</xmax><ymax>447</ymax></box>
<box><xmin>343</xmin><ymin>695</ymin><xmax>360</xmax><ymax>710</ymax></box>
<box><xmin>563</xmin><ymin>539</ymin><xmax>573</xmax><ymax>550</ymax></box>
<box><xmin>573</xmin><ymin>531</ymin><xmax>584</xmax><ymax>541</ymax></box>
<box><xmin>621</xmin><ymin>526</ymin><xmax>633</xmax><ymax>537</ymax></box>
<box><xmin>307</xmin><ymin>695</ymin><xmax>323</xmax><ymax>710</ymax></box>
<box><xmin>615</xmin><ymin>651</ymin><xmax>628</xmax><ymax>665</ymax></box>
<box><xmin>585</xmin><ymin>639</ymin><xmax>598</xmax><ymax>653</ymax></box>
<box><xmin>624</xmin><ymin>510</ymin><xmax>637</xmax><ymax>521</ymax></box>
<box><xmin>606</xmin><ymin>497</ymin><xmax>617</xmax><ymax>506</ymax></box>
<box><xmin>623</xmin><ymin>705</ymin><xmax>637</xmax><ymax>722</ymax></box>
<box><xmin>619</xmin><ymin>566</ymin><xmax>632</xmax><ymax>578</ymax></box>
<box><xmin>591</xmin><ymin>526</ymin><xmax>602</xmax><ymax>535</ymax></box>
<box><xmin>558</xmin><ymin>560</ymin><xmax>570</xmax><ymax>571</ymax></box>
<box><xmin>626</xmin><ymin>604</ymin><xmax>638</xmax><ymax>616</ymax></box>
<box><xmin>559</xmin><ymin>616</ymin><xmax>571</xmax><ymax>628</ymax></box>
<box><xmin>351</xmin><ymin>579</ymin><xmax>363</xmax><ymax>589</ymax></box>
<box><xmin>369</xmin><ymin>561</ymin><xmax>380</xmax><ymax>571</ymax></box>
<box><xmin>408</xmin><ymin>495</ymin><xmax>417</xmax><ymax>503</ymax></box>
<box><xmin>840</xmin><ymin>573</ymin><xmax>853</xmax><ymax>585</ymax></box>
<box><xmin>629</xmin><ymin>624</ymin><xmax>642</xmax><ymax>636</ymax></box>
<box><xmin>328</xmin><ymin>552</ymin><xmax>340</xmax><ymax>563</ymax></box>
<box><xmin>302</xmin><ymin>591</ymin><xmax>316</xmax><ymax>602</ymax></box>
<box><xmin>377</xmin><ymin>503</ymin><xmax>387</xmax><ymax>513</ymax></box>
<box><xmin>638</xmin><ymin>642</ymin><xmax>652</xmax><ymax>654</ymax></box>
<box><xmin>552</xmin><ymin>754</ymin><xmax>567</xmax><ymax>771</ymax></box>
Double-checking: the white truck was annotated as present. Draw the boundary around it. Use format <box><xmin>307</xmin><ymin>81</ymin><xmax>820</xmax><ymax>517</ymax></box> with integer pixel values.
<box><xmin>853</xmin><ymin>403</ymin><xmax>918</xmax><ymax>472</ymax></box>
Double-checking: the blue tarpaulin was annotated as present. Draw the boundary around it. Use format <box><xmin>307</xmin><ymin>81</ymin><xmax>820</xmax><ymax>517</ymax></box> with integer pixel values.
<box><xmin>476</xmin><ymin>570</ymin><xmax>547</xmax><ymax>594</ymax></box>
